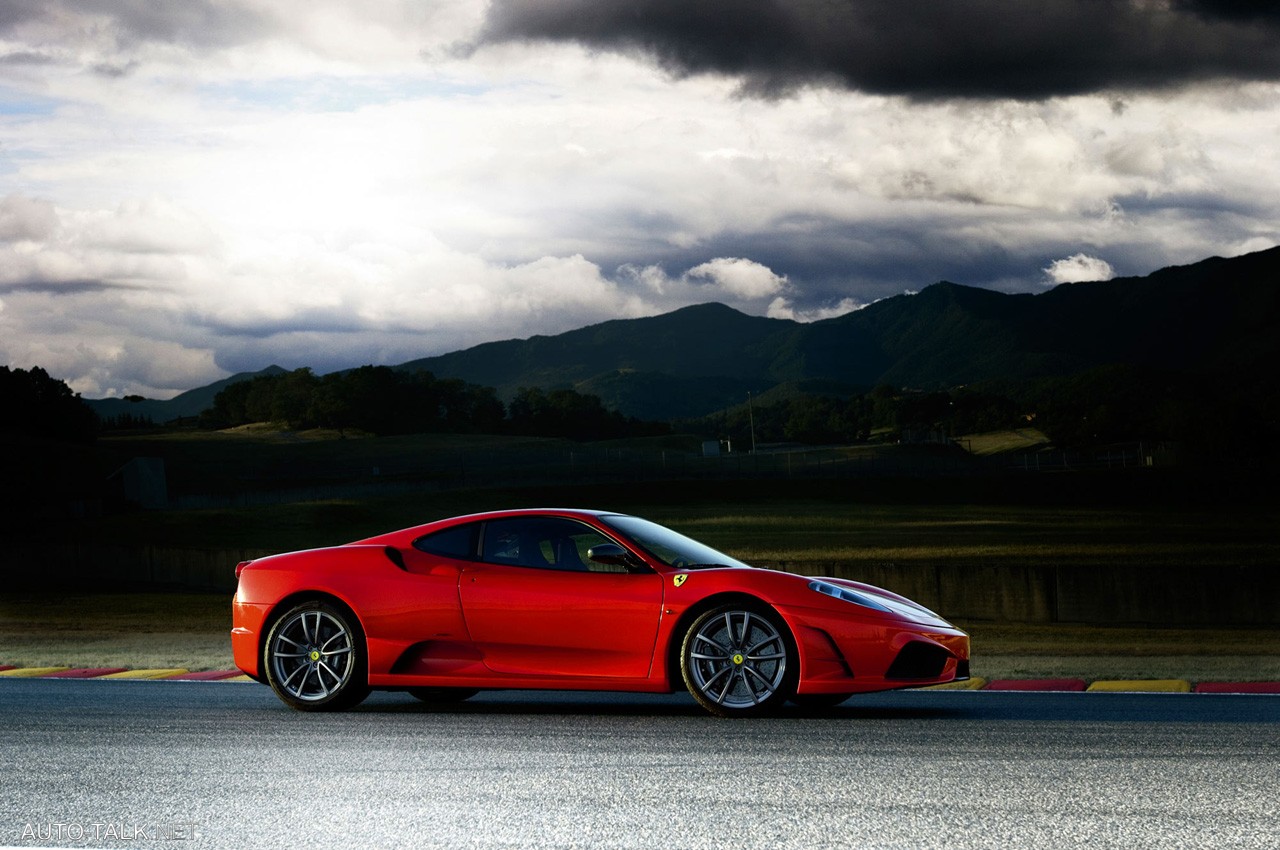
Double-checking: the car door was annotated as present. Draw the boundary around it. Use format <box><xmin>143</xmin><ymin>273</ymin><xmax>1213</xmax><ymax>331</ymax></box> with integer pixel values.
<box><xmin>457</xmin><ymin>516</ymin><xmax>664</xmax><ymax>679</ymax></box>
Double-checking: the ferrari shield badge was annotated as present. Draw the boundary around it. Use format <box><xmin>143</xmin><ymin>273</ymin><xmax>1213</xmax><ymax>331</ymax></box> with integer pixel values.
<box><xmin>673</xmin><ymin>574</ymin><xmax>689</xmax><ymax>588</ymax></box>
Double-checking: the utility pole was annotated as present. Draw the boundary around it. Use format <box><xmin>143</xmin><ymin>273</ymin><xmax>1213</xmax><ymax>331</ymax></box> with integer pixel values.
<box><xmin>748</xmin><ymin>391</ymin><xmax>757</xmax><ymax>454</ymax></box>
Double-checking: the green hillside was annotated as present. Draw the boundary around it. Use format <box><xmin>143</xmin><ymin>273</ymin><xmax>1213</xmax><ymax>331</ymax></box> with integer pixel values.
<box><xmin>80</xmin><ymin>246</ymin><xmax>1280</xmax><ymax>423</ymax></box>
<box><xmin>404</xmin><ymin>246</ymin><xmax>1280</xmax><ymax>419</ymax></box>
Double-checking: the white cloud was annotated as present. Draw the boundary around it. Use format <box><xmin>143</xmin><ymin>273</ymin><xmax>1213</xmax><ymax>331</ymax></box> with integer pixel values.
<box><xmin>0</xmin><ymin>3</ymin><xmax>1277</xmax><ymax>399</ymax></box>
<box><xmin>0</xmin><ymin>286</ymin><xmax>225</xmax><ymax>398</ymax></box>
<box><xmin>766</xmin><ymin>296</ymin><xmax>863</xmax><ymax>322</ymax></box>
<box><xmin>0</xmin><ymin>194</ymin><xmax>59</xmax><ymax>242</ymax></box>
<box><xmin>686</xmin><ymin>258</ymin><xmax>788</xmax><ymax>299</ymax></box>
<box><xmin>75</xmin><ymin>338</ymin><xmax>224</xmax><ymax>400</ymax></box>
<box><xmin>617</xmin><ymin>258</ymin><xmax>800</xmax><ymax>314</ymax></box>
<box><xmin>81</xmin><ymin>198</ymin><xmax>219</xmax><ymax>256</ymax></box>
<box><xmin>1043</xmin><ymin>253</ymin><xmax>1116</xmax><ymax>284</ymax></box>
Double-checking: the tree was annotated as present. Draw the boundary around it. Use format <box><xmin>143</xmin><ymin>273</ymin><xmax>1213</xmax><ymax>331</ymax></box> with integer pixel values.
<box><xmin>508</xmin><ymin>386</ymin><xmax>640</xmax><ymax>440</ymax></box>
<box><xmin>0</xmin><ymin>365</ymin><xmax>97</xmax><ymax>442</ymax></box>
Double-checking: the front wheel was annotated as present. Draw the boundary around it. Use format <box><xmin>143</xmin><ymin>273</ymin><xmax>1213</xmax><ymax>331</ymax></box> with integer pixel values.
<box><xmin>680</xmin><ymin>603</ymin><xmax>797</xmax><ymax>717</ymax></box>
<box><xmin>264</xmin><ymin>601</ymin><xmax>369</xmax><ymax>711</ymax></box>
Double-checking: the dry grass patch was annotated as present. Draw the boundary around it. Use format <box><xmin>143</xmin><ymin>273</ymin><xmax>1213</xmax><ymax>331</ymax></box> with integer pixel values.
<box><xmin>0</xmin><ymin>592</ymin><xmax>233</xmax><ymax>671</ymax></box>
<box><xmin>958</xmin><ymin>429</ymin><xmax>1051</xmax><ymax>456</ymax></box>
<box><xmin>965</xmin><ymin>623</ymin><xmax>1280</xmax><ymax>682</ymax></box>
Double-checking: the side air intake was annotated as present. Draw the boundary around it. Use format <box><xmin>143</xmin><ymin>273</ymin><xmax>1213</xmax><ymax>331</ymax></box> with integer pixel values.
<box><xmin>384</xmin><ymin>547</ymin><xmax>407</xmax><ymax>570</ymax></box>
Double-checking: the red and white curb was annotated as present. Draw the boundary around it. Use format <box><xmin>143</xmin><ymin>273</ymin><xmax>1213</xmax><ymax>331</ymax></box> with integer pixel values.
<box><xmin>0</xmin><ymin>665</ymin><xmax>251</xmax><ymax>681</ymax></box>
<box><xmin>3</xmin><ymin>665</ymin><xmax>1278</xmax><ymax>692</ymax></box>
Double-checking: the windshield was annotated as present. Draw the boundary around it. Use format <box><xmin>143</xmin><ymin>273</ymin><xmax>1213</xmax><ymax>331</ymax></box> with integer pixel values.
<box><xmin>601</xmin><ymin>515</ymin><xmax>751</xmax><ymax>570</ymax></box>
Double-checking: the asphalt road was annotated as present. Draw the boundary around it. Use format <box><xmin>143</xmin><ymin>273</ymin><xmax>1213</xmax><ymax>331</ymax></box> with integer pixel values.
<box><xmin>1</xmin><ymin>681</ymin><xmax>1277</xmax><ymax>850</ymax></box>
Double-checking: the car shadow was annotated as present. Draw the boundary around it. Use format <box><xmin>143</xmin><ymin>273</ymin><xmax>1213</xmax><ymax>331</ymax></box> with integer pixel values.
<box><xmin>348</xmin><ymin>690</ymin><xmax>965</xmax><ymax>720</ymax></box>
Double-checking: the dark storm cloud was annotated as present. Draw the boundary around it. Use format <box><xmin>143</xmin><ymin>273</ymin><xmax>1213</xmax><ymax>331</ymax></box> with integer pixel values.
<box><xmin>0</xmin><ymin>278</ymin><xmax>139</xmax><ymax>295</ymax></box>
<box><xmin>192</xmin><ymin>310</ymin><xmax>374</xmax><ymax>341</ymax></box>
<box><xmin>0</xmin><ymin>50</ymin><xmax>56</xmax><ymax>66</ymax></box>
<box><xmin>597</xmin><ymin>190</ymin><xmax>1265</xmax><ymax>308</ymax></box>
<box><xmin>88</xmin><ymin>0</ymin><xmax>274</xmax><ymax>50</ymax></box>
<box><xmin>476</xmin><ymin>0</ymin><xmax>1280</xmax><ymax>99</ymax></box>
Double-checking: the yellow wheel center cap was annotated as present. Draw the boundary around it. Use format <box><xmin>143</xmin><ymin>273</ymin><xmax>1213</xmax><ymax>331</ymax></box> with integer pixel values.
<box><xmin>732</xmin><ymin>653</ymin><xmax>745</xmax><ymax>666</ymax></box>
<box><xmin>309</xmin><ymin>650</ymin><xmax>321</xmax><ymax>662</ymax></box>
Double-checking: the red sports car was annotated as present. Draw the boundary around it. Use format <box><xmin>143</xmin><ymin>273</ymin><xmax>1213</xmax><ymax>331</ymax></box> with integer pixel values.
<box><xmin>232</xmin><ymin>508</ymin><xmax>970</xmax><ymax>717</ymax></box>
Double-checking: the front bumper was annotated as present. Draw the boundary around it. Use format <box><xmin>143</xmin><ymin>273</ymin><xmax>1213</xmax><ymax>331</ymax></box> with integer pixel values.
<box><xmin>784</xmin><ymin>605</ymin><xmax>970</xmax><ymax>695</ymax></box>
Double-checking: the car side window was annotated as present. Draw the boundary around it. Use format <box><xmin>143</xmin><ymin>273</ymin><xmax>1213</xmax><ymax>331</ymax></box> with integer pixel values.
<box><xmin>412</xmin><ymin>523</ymin><xmax>479</xmax><ymax>560</ymax></box>
<box><xmin>480</xmin><ymin>517</ymin><xmax>630</xmax><ymax>573</ymax></box>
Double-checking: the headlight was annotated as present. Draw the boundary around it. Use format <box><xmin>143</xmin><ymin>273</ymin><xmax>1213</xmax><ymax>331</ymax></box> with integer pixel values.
<box><xmin>808</xmin><ymin>579</ymin><xmax>892</xmax><ymax>612</ymax></box>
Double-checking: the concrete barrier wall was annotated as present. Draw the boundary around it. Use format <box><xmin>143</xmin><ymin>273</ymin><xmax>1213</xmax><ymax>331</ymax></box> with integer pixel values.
<box><xmin>789</xmin><ymin>563</ymin><xmax>1059</xmax><ymax>622</ymax></box>
<box><xmin>808</xmin><ymin>560</ymin><xmax>1280</xmax><ymax>627</ymax></box>
<box><xmin>775</xmin><ymin>561</ymin><xmax>1279</xmax><ymax>626</ymax></box>
<box><xmin>1050</xmin><ymin>564</ymin><xmax>1279</xmax><ymax>626</ymax></box>
<box><xmin>5</xmin><ymin>545</ymin><xmax>1278</xmax><ymax>625</ymax></box>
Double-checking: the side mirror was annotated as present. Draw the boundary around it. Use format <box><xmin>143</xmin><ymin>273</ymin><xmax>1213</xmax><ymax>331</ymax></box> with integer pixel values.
<box><xmin>587</xmin><ymin>543</ymin><xmax>636</xmax><ymax>567</ymax></box>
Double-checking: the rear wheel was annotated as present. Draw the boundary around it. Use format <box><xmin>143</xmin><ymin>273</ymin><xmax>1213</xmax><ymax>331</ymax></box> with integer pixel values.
<box><xmin>264</xmin><ymin>601</ymin><xmax>369</xmax><ymax>711</ymax></box>
<box><xmin>680</xmin><ymin>603</ymin><xmax>797</xmax><ymax>717</ymax></box>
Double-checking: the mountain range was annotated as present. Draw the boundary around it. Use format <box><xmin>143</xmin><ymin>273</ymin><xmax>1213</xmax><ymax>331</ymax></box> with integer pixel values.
<box><xmin>86</xmin><ymin>246</ymin><xmax>1280</xmax><ymax>423</ymax></box>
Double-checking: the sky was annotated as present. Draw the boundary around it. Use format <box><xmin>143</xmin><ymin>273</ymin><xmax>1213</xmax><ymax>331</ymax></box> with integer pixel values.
<box><xmin>1</xmin><ymin>0</ymin><xmax>1278</xmax><ymax>399</ymax></box>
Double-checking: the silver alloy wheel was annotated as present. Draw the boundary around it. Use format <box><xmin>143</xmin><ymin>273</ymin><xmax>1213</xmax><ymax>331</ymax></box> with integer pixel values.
<box><xmin>686</xmin><ymin>609</ymin><xmax>788</xmax><ymax>710</ymax></box>
<box><xmin>268</xmin><ymin>609</ymin><xmax>355</xmax><ymax>702</ymax></box>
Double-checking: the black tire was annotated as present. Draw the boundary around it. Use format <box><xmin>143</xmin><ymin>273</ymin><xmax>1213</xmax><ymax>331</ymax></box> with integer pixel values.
<box><xmin>263</xmin><ymin>600</ymin><xmax>370</xmax><ymax>711</ymax></box>
<box><xmin>789</xmin><ymin>692</ymin><xmax>853</xmax><ymax>709</ymax></box>
<box><xmin>680</xmin><ymin>602</ymin><xmax>797</xmax><ymax>717</ymax></box>
<box><xmin>408</xmin><ymin>687</ymin><xmax>480</xmax><ymax>704</ymax></box>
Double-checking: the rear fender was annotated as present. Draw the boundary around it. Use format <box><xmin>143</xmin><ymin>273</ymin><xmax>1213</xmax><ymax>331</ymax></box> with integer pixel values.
<box><xmin>234</xmin><ymin>545</ymin><xmax>466</xmax><ymax>681</ymax></box>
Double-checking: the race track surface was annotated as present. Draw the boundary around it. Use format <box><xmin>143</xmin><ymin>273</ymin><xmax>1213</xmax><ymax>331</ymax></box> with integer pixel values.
<box><xmin>2</xmin><ymin>681</ymin><xmax>1276</xmax><ymax>850</ymax></box>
